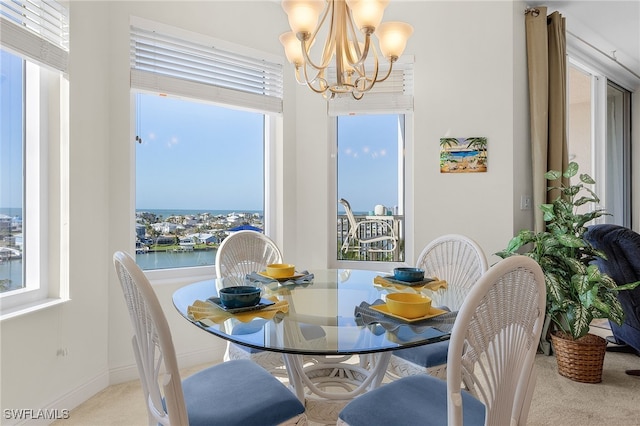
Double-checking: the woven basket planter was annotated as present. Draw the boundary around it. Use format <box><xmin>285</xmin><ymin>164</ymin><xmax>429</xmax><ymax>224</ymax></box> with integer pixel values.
<box><xmin>551</xmin><ymin>331</ymin><xmax>607</xmax><ymax>383</ymax></box>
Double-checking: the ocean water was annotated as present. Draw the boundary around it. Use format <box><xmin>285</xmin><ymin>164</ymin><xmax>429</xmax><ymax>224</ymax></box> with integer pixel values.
<box><xmin>0</xmin><ymin>259</ymin><xmax>23</xmax><ymax>290</ymax></box>
<box><xmin>0</xmin><ymin>208</ymin><xmax>22</xmax><ymax>218</ymax></box>
<box><xmin>136</xmin><ymin>249</ymin><xmax>217</xmax><ymax>270</ymax></box>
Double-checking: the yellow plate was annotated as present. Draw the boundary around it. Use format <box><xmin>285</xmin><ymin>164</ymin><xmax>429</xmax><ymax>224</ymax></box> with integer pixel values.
<box><xmin>370</xmin><ymin>304</ymin><xmax>448</xmax><ymax>322</ymax></box>
<box><xmin>258</xmin><ymin>271</ymin><xmax>306</xmax><ymax>282</ymax></box>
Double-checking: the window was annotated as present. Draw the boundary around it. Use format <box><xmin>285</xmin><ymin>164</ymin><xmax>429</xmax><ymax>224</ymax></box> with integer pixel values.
<box><xmin>336</xmin><ymin>114</ymin><xmax>406</xmax><ymax>263</ymax></box>
<box><xmin>130</xmin><ymin>18</ymin><xmax>283</xmax><ymax>274</ymax></box>
<box><xmin>0</xmin><ymin>1</ymin><xmax>69</xmax><ymax>318</ymax></box>
<box><xmin>0</xmin><ymin>49</ymin><xmax>24</xmax><ymax>294</ymax></box>
<box><xmin>568</xmin><ymin>61</ymin><xmax>632</xmax><ymax>226</ymax></box>
<box><xmin>135</xmin><ymin>94</ymin><xmax>266</xmax><ymax>271</ymax></box>
<box><xmin>329</xmin><ymin>59</ymin><xmax>413</xmax><ymax>268</ymax></box>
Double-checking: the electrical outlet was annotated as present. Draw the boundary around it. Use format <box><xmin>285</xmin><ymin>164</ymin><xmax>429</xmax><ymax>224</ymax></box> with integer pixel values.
<box><xmin>520</xmin><ymin>195</ymin><xmax>532</xmax><ymax>210</ymax></box>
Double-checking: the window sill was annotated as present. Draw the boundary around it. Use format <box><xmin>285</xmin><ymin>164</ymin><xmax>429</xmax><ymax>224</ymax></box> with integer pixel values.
<box><xmin>144</xmin><ymin>265</ymin><xmax>216</xmax><ymax>287</ymax></box>
<box><xmin>0</xmin><ymin>297</ymin><xmax>70</xmax><ymax>322</ymax></box>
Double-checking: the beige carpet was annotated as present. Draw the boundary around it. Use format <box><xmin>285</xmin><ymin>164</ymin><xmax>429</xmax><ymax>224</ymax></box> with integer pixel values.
<box><xmin>528</xmin><ymin>322</ymin><xmax>640</xmax><ymax>426</ymax></box>
<box><xmin>528</xmin><ymin>351</ymin><xmax>639</xmax><ymax>425</ymax></box>
<box><xmin>55</xmin><ymin>326</ymin><xmax>640</xmax><ymax>425</ymax></box>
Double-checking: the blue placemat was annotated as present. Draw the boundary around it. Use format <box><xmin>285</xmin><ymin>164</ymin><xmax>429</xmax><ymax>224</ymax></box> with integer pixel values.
<box><xmin>354</xmin><ymin>300</ymin><xmax>456</xmax><ymax>334</ymax></box>
<box><xmin>246</xmin><ymin>270</ymin><xmax>314</xmax><ymax>286</ymax></box>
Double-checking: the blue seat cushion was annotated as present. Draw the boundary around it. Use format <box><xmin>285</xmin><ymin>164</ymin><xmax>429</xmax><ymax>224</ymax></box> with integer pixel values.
<box><xmin>392</xmin><ymin>339</ymin><xmax>449</xmax><ymax>368</ymax></box>
<box><xmin>339</xmin><ymin>375</ymin><xmax>485</xmax><ymax>426</ymax></box>
<box><xmin>181</xmin><ymin>359</ymin><xmax>305</xmax><ymax>426</ymax></box>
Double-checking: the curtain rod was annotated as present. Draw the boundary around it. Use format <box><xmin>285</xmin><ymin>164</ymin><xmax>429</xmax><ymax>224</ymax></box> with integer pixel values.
<box><xmin>524</xmin><ymin>7</ymin><xmax>640</xmax><ymax>82</ymax></box>
<box><xmin>566</xmin><ymin>30</ymin><xmax>640</xmax><ymax>82</ymax></box>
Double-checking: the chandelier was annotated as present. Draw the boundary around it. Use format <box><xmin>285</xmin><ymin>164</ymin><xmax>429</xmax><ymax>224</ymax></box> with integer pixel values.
<box><xmin>279</xmin><ymin>0</ymin><xmax>413</xmax><ymax>100</ymax></box>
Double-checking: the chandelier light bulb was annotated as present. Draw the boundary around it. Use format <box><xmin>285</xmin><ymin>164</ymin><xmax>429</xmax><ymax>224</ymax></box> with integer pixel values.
<box><xmin>346</xmin><ymin>0</ymin><xmax>389</xmax><ymax>32</ymax></box>
<box><xmin>375</xmin><ymin>21</ymin><xmax>413</xmax><ymax>60</ymax></box>
<box><xmin>280</xmin><ymin>31</ymin><xmax>305</xmax><ymax>66</ymax></box>
<box><xmin>281</xmin><ymin>0</ymin><xmax>325</xmax><ymax>36</ymax></box>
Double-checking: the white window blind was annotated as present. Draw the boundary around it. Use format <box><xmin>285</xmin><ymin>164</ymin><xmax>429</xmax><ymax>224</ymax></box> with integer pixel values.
<box><xmin>328</xmin><ymin>58</ymin><xmax>414</xmax><ymax>115</ymax></box>
<box><xmin>130</xmin><ymin>22</ymin><xmax>283</xmax><ymax>114</ymax></box>
<box><xmin>0</xmin><ymin>0</ymin><xmax>69</xmax><ymax>73</ymax></box>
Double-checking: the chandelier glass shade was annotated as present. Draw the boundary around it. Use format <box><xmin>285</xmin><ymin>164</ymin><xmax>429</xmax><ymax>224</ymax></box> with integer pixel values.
<box><xmin>279</xmin><ymin>0</ymin><xmax>413</xmax><ymax>100</ymax></box>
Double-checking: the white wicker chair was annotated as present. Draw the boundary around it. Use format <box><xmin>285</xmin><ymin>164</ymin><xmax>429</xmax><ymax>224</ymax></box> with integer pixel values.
<box><xmin>215</xmin><ymin>230</ymin><xmax>288</xmax><ymax>373</ymax></box>
<box><xmin>339</xmin><ymin>198</ymin><xmax>397</xmax><ymax>255</ymax></box>
<box><xmin>387</xmin><ymin>234</ymin><xmax>488</xmax><ymax>379</ymax></box>
<box><xmin>215</xmin><ymin>230</ymin><xmax>283</xmax><ymax>286</ymax></box>
<box><xmin>112</xmin><ymin>251</ymin><xmax>306</xmax><ymax>426</ymax></box>
<box><xmin>338</xmin><ymin>255</ymin><xmax>546</xmax><ymax>426</ymax></box>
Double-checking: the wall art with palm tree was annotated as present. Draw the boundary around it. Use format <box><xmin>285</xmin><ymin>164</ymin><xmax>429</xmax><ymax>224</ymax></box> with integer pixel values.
<box><xmin>440</xmin><ymin>137</ymin><xmax>487</xmax><ymax>173</ymax></box>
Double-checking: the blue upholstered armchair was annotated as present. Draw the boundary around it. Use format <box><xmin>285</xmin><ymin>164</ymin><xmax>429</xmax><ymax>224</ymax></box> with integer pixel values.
<box><xmin>584</xmin><ymin>224</ymin><xmax>640</xmax><ymax>354</ymax></box>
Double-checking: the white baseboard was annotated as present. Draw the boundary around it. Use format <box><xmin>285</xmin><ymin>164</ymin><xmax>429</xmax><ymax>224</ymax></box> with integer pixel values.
<box><xmin>109</xmin><ymin>347</ymin><xmax>223</xmax><ymax>385</ymax></box>
<box><xmin>5</xmin><ymin>369</ymin><xmax>110</xmax><ymax>426</ymax></box>
<box><xmin>4</xmin><ymin>349</ymin><xmax>225</xmax><ymax>426</ymax></box>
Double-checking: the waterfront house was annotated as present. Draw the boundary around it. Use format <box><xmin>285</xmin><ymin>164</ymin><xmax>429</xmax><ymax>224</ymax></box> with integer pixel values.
<box><xmin>1</xmin><ymin>1</ymin><xmax>638</xmax><ymax>424</ymax></box>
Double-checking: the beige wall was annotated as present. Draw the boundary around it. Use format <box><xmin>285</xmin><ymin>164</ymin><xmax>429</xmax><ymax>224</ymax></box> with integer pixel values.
<box><xmin>1</xmin><ymin>0</ymin><xmax>533</xmax><ymax>418</ymax></box>
<box><xmin>289</xmin><ymin>1</ymin><xmax>531</xmax><ymax>271</ymax></box>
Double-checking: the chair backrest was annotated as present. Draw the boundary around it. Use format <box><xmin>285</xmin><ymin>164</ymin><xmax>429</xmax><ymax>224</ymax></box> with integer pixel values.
<box><xmin>446</xmin><ymin>255</ymin><xmax>546</xmax><ymax>426</ymax></box>
<box><xmin>113</xmin><ymin>251</ymin><xmax>187</xmax><ymax>426</ymax></box>
<box><xmin>416</xmin><ymin>234</ymin><xmax>488</xmax><ymax>310</ymax></box>
<box><xmin>215</xmin><ymin>230</ymin><xmax>283</xmax><ymax>287</ymax></box>
<box><xmin>340</xmin><ymin>198</ymin><xmax>363</xmax><ymax>229</ymax></box>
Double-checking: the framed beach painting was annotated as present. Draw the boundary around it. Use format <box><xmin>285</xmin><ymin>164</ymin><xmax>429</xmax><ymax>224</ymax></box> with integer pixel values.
<box><xmin>439</xmin><ymin>137</ymin><xmax>487</xmax><ymax>173</ymax></box>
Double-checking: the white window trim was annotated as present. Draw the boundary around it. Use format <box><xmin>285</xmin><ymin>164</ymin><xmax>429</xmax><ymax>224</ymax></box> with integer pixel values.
<box><xmin>0</xmin><ymin>0</ymin><xmax>70</xmax><ymax>320</ymax></box>
<box><xmin>0</xmin><ymin>61</ymin><xmax>69</xmax><ymax>321</ymax></box>
<box><xmin>328</xmin><ymin>56</ymin><xmax>415</xmax><ymax>270</ymax></box>
<box><xmin>568</xmin><ymin>57</ymin><xmax>627</xmax><ymax>226</ymax></box>
<box><xmin>329</xmin><ymin>113</ymin><xmax>414</xmax><ymax>271</ymax></box>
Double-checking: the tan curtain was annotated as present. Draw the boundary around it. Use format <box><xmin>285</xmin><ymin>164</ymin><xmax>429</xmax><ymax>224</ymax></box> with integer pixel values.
<box><xmin>526</xmin><ymin>7</ymin><xmax>569</xmax><ymax>232</ymax></box>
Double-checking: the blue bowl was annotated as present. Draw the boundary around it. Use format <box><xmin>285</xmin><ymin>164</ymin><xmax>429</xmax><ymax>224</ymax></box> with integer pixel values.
<box><xmin>218</xmin><ymin>286</ymin><xmax>261</xmax><ymax>309</ymax></box>
<box><xmin>393</xmin><ymin>267</ymin><xmax>425</xmax><ymax>283</ymax></box>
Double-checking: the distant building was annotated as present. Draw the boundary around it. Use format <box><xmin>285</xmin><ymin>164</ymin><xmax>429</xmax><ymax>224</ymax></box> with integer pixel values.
<box><xmin>186</xmin><ymin>232</ymin><xmax>217</xmax><ymax>244</ymax></box>
<box><xmin>0</xmin><ymin>214</ymin><xmax>10</xmax><ymax>235</ymax></box>
<box><xmin>151</xmin><ymin>222</ymin><xmax>178</xmax><ymax>234</ymax></box>
<box><xmin>135</xmin><ymin>224</ymin><xmax>146</xmax><ymax>239</ymax></box>
<box><xmin>155</xmin><ymin>236</ymin><xmax>175</xmax><ymax>245</ymax></box>
<box><xmin>179</xmin><ymin>236</ymin><xmax>195</xmax><ymax>247</ymax></box>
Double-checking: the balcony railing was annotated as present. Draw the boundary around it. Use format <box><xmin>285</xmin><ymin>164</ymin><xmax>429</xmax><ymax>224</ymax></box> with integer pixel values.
<box><xmin>337</xmin><ymin>214</ymin><xmax>404</xmax><ymax>262</ymax></box>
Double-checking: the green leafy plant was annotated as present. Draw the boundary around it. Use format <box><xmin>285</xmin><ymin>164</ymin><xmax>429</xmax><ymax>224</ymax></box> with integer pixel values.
<box><xmin>496</xmin><ymin>162</ymin><xmax>639</xmax><ymax>339</ymax></box>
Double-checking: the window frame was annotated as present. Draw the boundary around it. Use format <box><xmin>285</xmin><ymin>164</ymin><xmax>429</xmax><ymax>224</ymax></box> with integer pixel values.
<box><xmin>0</xmin><ymin>55</ymin><xmax>69</xmax><ymax>320</ymax></box>
<box><xmin>134</xmin><ymin>92</ymin><xmax>279</xmax><ymax>284</ymax></box>
<box><xmin>565</xmin><ymin>30</ymin><xmax>635</xmax><ymax>230</ymax></box>
<box><xmin>568</xmin><ymin>58</ymin><xmax>632</xmax><ymax>228</ymax></box>
<box><xmin>327</xmin><ymin>58</ymin><xmax>415</xmax><ymax>270</ymax></box>
<box><xmin>129</xmin><ymin>17</ymin><xmax>284</xmax><ymax>283</ymax></box>
<box><xmin>329</xmin><ymin>112</ymin><xmax>414</xmax><ymax>271</ymax></box>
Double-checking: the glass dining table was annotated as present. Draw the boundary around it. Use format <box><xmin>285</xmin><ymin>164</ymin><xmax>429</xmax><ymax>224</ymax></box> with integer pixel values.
<box><xmin>172</xmin><ymin>269</ymin><xmax>455</xmax><ymax>424</ymax></box>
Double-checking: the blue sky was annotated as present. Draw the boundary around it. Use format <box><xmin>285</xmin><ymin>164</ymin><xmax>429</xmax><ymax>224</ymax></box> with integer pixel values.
<box><xmin>2</xmin><ymin>56</ymin><xmax>401</xmax><ymax>216</ymax></box>
<box><xmin>137</xmin><ymin>93</ymin><xmax>401</xmax><ymax>214</ymax></box>
<box><xmin>136</xmin><ymin>94</ymin><xmax>264</xmax><ymax>211</ymax></box>
<box><xmin>0</xmin><ymin>50</ymin><xmax>24</xmax><ymax>213</ymax></box>
<box><xmin>337</xmin><ymin>114</ymin><xmax>400</xmax><ymax>212</ymax></box>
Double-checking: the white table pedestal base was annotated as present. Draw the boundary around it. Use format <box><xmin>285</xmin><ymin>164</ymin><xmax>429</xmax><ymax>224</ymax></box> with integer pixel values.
<box><xmin>283</xmin><ymin>353</ymin><xmax>392</xmax><ymax>425</ymax></box>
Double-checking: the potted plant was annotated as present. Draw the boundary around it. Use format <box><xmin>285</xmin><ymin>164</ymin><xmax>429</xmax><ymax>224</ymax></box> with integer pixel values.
<box><xmin>496</xmin><ymin>162</ymin><xmax>639</xmax><ymax>383</ymax></box>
